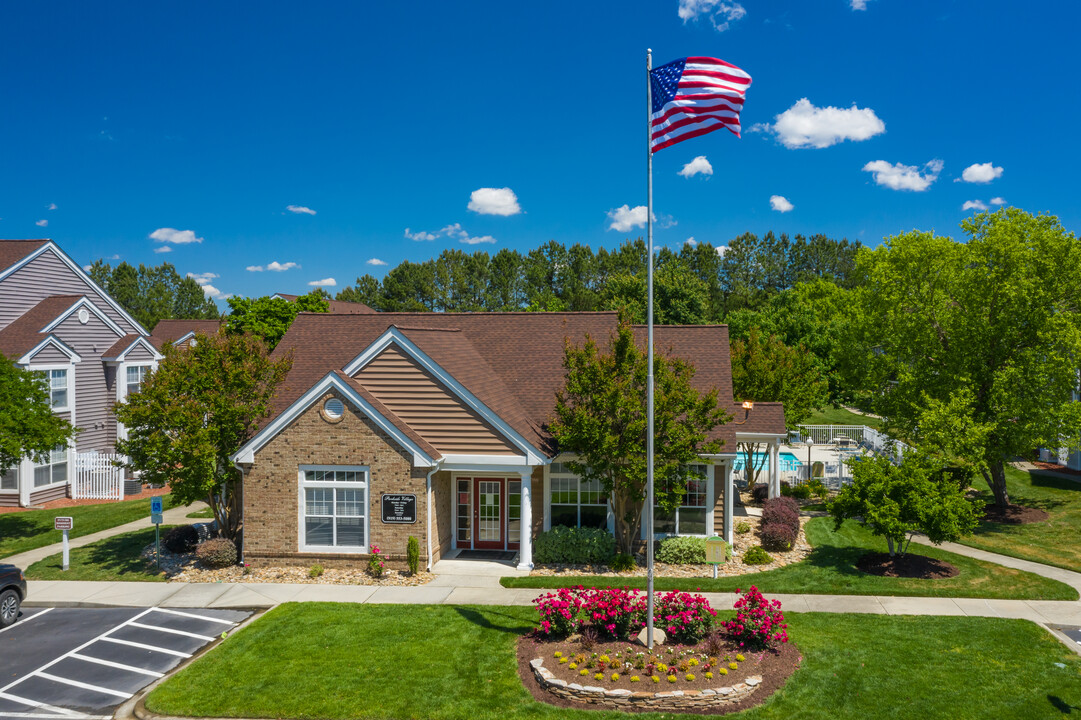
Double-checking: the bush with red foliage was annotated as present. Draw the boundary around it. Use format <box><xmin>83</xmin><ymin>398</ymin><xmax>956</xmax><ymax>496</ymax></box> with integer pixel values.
<box><xmin>723</xmin><ymin>585</ymin><xmax>788</xmax><ymax>650</ymax></box>
<box><xmin>760</xmin><ymin>521</ymin><xmax>798</xmax><ymax>551</ymax></box>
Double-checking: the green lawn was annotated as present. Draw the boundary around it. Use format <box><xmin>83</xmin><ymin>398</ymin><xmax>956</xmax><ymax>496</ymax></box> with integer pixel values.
<box><xmin>501</xmin><ymin>517</ymin><xmax>1077</xmax><ymax>600</ymax></box>
<box><xmin>146</xmin><ymin>603</ymin><xmax>1081</xmax><ymax>720</ymax></box>
<box><xmin>959</xmin><ymin>465</ymin><xmax>1081</xmax><ymax>573</ymax></box>
<box><xmin>24</xmin><ymin>526</ymin><xmax>172</xmax><ymax>581</ymax></box>
<box><xmin>186</xmin><ymin>507</ymin><xmax>214</xmax><ymax>519</ymax></box>
<box><xmin>0</xmin><ymin>494</ymin><xmax>174</xmax><ymax>559</ymax></box>
<box><xmin>802</xmin><ymin>405</ymin><xmax>882</xmax><ymax>429</ymax></box>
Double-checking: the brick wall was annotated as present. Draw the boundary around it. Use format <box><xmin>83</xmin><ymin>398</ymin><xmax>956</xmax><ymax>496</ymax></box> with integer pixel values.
<box><xmin>431</xmin><ymin>471</ymin><xmax>453</xmax><ymax>566</ymax></box>
<box><xmin>242</xmin><ymin>390</ymin><xmax>427</xmax><ymax>569</ymax></box>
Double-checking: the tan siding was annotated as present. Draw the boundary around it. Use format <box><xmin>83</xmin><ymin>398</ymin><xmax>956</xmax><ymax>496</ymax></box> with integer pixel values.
<box><xmin>355</xmin><ymin>344</ymin><xmax>519</xmax><ymax>456</ymax></box>
<box><xmin>30</xmin><ymin>483</ymin><xmax>68</xmax><ymax>505</ymax></box>
<box><xmin>54</xmin><ymin>311</ymin><xmax>122</xmax><ymax>453</ymax></box>
<box><xmin>124</xmin><ymin>343</ymin><xmax>156</xmax><ymax>361</ymax></box>
<box><xmin>0</xmin><ymin>248</ymin><xmax>139</xmax><ymax>333</ymax></box>
<box><xmin>0</xmin><ymin>494</ymin><xmax>19</xmax><ymax>507</ymax></box>
<box><xmin>27</xmin><ymin>344</ymin><xmax>70</xmax><ymax>364</ymax></box>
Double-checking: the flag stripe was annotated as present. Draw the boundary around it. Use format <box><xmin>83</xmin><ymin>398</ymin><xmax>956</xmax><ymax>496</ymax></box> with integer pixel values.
<box><xmin>649</xmin><ymin>55</ymin><xmax>750</xmax><ymax>152</ymax></box>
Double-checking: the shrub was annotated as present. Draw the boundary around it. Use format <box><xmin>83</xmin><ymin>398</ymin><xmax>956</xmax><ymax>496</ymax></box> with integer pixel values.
<box><xmin>407</xmin><ymin>536</ymin><xmax>420</xmax><ymax>575</ymax></box>
<box><xmin>163</xmin><ymin>525</ymin><xmax>199</xmax><ymax>554</ymax></box>
<box><xmin>368</xmin><ymin>544</ymin><xmax>385</xmax><ymax>577</ymax></box>
<box><xmin>750</xmin><ymin>484</ymin><xmax>769</xmax><ymax>503</ymax></box>
<box><xmin>742</xmin><ymin>546</ymin><xmax>772</xmax><ymax>565</ymax></box>
<box><xmin>580</xmin><ymin>626</ymin><xmax>598</xmax><ymax>650</ymax></box>
<box><xmin>652</xmin><ymin>590</ymin><xmax>717</xmax><ymax>643</ymax></box>
<box><xmin>582</xmin><ymin>586</ymin><xmax>646</xmax><ymax>639</ymax></box>
<box><xmin>760</xmin><ymin>522</ymin><xmax>798</xmax><ymax>552</ymax></box>
<box><xmin>609</xmin><ymin>552</ymin><xmax>637</xmax><ymax>572</ymax></box>
<box><xmin>656</xmin><ymin>535</ymin><xmax>706</xmax><ymax>564</ymax></box>
<box><xmin>735</xmin><ymin>521</ymin><xmax>751</xmax><ymax>534</ymax></box>
<box><xmin>195</xmin><ymin>538</ymin><xmax>237</xmax><ymax>568</ymax></box>
<box><xmin>309</xmin><ymin>564</ymin><xmax>324</xmax><ymax>578</ymax></box>
<box><xmin>762</xmin><ymin>497</ymin><xmax>800</xmax><ymax>534</ymax></box>
<box><xmin>805</xmin><ymin>477</ymin><xmax>829</xmax><ymax>502</ymax></box>
<box><xmin>781</xmin><ymin>483</ymin><xmax>812</xmax><ymax>500</ymax></box>
<box><xmin>534</xmin><ymin>525</ymin><xmax>616</xmax><ymax>565</ymax></box>
<box><xmin>533</xmin><ymin>587</ymin><xmax>587</xmax><ymax>637</ymax></box>
<box><xmin>723</xmin><ymin>586</ymin><xmax>788</xmax><ymax>649</ymax></box>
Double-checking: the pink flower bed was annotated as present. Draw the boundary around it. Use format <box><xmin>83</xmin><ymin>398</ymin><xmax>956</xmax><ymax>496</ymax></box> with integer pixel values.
<box><xmin>533</xmin><ymin>586</ymin><xmax>716</xmax><ymax>643</ymax></box>
<box><xmin>723</xmin><ymin>586</ymin><xmax>788</xmax><ymax>649</ymax></box>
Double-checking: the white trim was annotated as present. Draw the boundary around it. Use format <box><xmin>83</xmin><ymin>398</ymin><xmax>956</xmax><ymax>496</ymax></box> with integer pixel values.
<box><xmin>0</xmin><ymin>242</ymin><xmax>149</xmax><ymax>336</ymax></box>
<box><xmin>342</xmin><ymin>328</ymin><xmax>547</xmax><ymax>465</ymax></box>
<box><xmin>17</xmin><ymin>336</ymin><xmax>82</xmax><ymax>365</ymax></box>
<box><xmin>232</xmin><ymin>373</ymin><xmax>437</xmax><ymax>467</ymax></box>
<box><xmin>735</xmin><ymin>431</ymin><xmax>788</xmax><ymax>442</ymax></box>
<box><xmin>101</xmin><ymin>335</ymin><xmax>164</xmax><ymax>363</ymax></box>
<box><xmin>172</xmin><ymin>330</ymin><xmax>198</xmax><ymax>346</ymax></box>
<box><xmin>440</xmin><ymin>460</ymin><xmax>536</xmax><ymax>474</ymax></box>
<box><xmin>298</xmin><ymin>465</ymin><xmax>370</xmax><ymax>554</ymax></box>
<box><xmin>40</xmin><ymin>296</ymin><xmax>126</xmax><ymax>338</ymax></box>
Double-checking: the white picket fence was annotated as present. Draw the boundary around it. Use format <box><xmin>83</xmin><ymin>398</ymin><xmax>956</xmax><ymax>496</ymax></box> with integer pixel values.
<box><xmin>73</xmin><ymin>452</ymin><xmax>125</xmax><ymax>500</ymax></box>
<box><xmin>794</xmin><ymin>425</ymin><xmax>912</xmax><ymax>463</ymax></box>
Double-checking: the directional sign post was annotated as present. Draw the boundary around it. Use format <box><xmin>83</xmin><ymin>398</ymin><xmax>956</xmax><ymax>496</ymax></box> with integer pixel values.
<box><xmin>705</xmin><ymin>536</ymin><xmax>726</xmax><ymax>580</ymax></box>
<box><xmin>54</xmin><ymin>516</ymin><xmax>73</xmax><ymax>571</ymax></box>
<box><xmin>150</xmin><ymin>496</ymin><xmax>164</xmax><ymax>569</ymax></box>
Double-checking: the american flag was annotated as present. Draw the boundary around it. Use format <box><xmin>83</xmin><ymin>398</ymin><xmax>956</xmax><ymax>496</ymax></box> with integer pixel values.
<box><xmin>649</xmin><ymin>56</ymin><xmax>752</xmax><ymax>152</ymax></box>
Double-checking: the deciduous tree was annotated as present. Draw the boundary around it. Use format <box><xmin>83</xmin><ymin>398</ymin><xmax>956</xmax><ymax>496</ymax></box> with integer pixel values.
<box><xmin>224</xmin><ymin>292</ymin><xmax>329</xmax><ymax>349</ymax></box>
<box><xmin>0</xmin><ymin>356</ymin><xmax>73</xmax><ymax>474</ymax></box>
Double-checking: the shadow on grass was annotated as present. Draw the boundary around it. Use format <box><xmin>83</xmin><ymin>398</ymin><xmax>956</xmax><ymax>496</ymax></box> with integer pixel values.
<box><xmin>33</xmin><ymin>528</ymin><xmax>161</xmax><ymax>579</ymax></box>
<box><xmin>1048</xmin><ymin>695</ymin><xmax>1081</xmax><ymax>713</ymax></box>
<box><xmin>0</xmin><ymin>514</ymin><xmax>39</xmax><ymax>539</ymax></box>
<box><xmin>1030</xmin><ymin>471</ymin><xmax>1081</xmax><ymax>494</ymax></box>
<box><xmin>454</xmin><ymin>606</ymin><xmax>533</xmax><ymax>635</ymax></box>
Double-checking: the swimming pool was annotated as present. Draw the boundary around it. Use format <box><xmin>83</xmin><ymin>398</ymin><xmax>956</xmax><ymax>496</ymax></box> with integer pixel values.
<box><xmin>732</xmin><ymin>451</ymin><xmax>802</xmax><ymax>472</ymax></box>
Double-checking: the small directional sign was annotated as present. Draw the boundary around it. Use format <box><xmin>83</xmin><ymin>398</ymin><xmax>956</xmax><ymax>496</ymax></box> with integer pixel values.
<box><xmin>54</xmin><ymin>516</ymin><xmax>73</xmax><ymax>531</ymax></box>
<box><xmin>55</xmin><ymin>517</ymin><xmax>73</xmax><ymax>571</ymax></box>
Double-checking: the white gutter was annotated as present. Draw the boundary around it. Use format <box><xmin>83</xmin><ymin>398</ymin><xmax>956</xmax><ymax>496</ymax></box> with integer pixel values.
<box><xmin>425</xmin><ymin>462</ymin><xmax>443</xmax><ymax>572</ymax></box>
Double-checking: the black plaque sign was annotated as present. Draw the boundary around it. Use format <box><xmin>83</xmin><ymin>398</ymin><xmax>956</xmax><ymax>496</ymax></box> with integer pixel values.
<box><xmin>381</xmin><ymin>493</ymin><xmax>417</xmax><ymax>524</ymax></box>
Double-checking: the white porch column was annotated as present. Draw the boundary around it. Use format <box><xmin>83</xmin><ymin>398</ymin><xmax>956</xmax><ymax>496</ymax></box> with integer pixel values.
<box><xmin>517</xmin><ymin>471</ymin><xmax>533</xmax><ymax>570</ymax></box>
<box><xmin>766</xmin><ymin>441</ymin><xmax>780</xmax><ymax>499</ymax></box>
<box><xmin>18</xmin><ymin>457</ymin><xmax>33</xmax><ymax>508</ymax></box>
<box><xmin>723</xmin><ymin>461</ymin><xmax>734</xmax><ymax>545</ymax></box>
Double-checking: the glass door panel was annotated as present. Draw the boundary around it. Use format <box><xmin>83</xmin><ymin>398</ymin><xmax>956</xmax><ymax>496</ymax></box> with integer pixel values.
<box><xmin>474</xmin><ymin>479</ymin><xmax>504</xmax><ymax>549</ymax></box>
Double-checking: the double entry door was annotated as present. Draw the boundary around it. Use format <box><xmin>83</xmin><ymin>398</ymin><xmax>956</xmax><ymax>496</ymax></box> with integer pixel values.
<box><xmin>455</xmin><ymin>477</ymin><xmax>521</xmax><ymax>550</ymax></box>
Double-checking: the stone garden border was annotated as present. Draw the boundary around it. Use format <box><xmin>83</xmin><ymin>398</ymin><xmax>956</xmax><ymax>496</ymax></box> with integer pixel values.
<box><xmin>529</xmin><ymin>657</ymin><xmax>762</xmax><ymax>711</ymax></box>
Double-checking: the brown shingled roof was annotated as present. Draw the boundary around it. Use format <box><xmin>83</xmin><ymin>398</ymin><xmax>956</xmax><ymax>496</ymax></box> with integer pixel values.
<box><xmin>0</xmin><ymin>240</ymin><xmax>49</xmax><ymax>274</ymax></box>
<box><xmin>149</xmin><ymin>319</ymin><xmax>223</xmax><ymax>349</ymax></box>
<box><xmin>0</xmin><ymin>295</ymin><xmax>84</xmax><ymax>358</ymax></box>
<box><xmin>101</xmin><ymin>334</ymin><xmax>147</xmax><ymax>360</ymax></box>
<box><xmin>729</xmin><ymin>401</ymin><xmax>787</xmax><ymax>436</ymax></box>
<box><xmin>274</xmin><ymin>293</ymin><xmax>377</xmax><ymax>314</ymax></box>
<box><xmin>270</xmin><ymin>312</ymin><xmax>748</xmax><ymax>458</ymax></box>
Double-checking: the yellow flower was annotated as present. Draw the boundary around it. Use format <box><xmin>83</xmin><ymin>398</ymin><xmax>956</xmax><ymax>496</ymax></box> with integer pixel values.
<box><xmin>657</xmin><ymin>662</ymin><xmax>668</xmax><ymax>672</ymax></box>
<box><xmin>719</xmin><ymin>667</ymin><xmax>728</xmax><ymax>675</ymax></box>
<box><xmin>688</xmin><ymin>658</ymin><xmax>699</xmax><ymax>667</ymax></box>
<box><xmin>736</xmin><ymin>653</ymin><xmax>744</xmax><ymax>662</ymax></box>
<box><xmin>559</xmin><ymin>657</ymin><xmax>568</xmax><ymax>664</ymax></box>
<box><xmin>554</xmin><ymin>651</ymin><xmax>562</xmax><ymax>658</ymax></box>
<box><xmin>630</xmin><ymin>676</ymin><xmax>640</xmax><ymax>683</ymax></box>
<box><xmin>729</xmin><ymin>662</ymin><xmax>739</xmax><ymax>670</ymax></box>
<box><xmin>569</xmin><ymin>663</ymin><xmax>577</xmax><ymax>669</ymax></box>
<box><xmin>667</xmin><ymin>675</ymin><xmax>677</xmax><ymax>683</ymax></box>
<box><xmin>652</xmin><ymin>675</ymin><xmax>661</xmax><ymax>683</ymax></box>
<box><xmin>685</xmin><ymin>673</ymin><xmax>695</xmax><ymax>681</ymax></box>
<box><xmin>705</xmin><ymin>671</ymin><xmax>713</xmax><ymax>680</ymax></box>
<box><xmin>599</xmin><ymin>654</ymin><xmax>611</xmax><ymax>663</ymax></box>
<box><xmin>580</xmin><ymin>669</ymin><xmax>589</xmax><ymax>676</ymax></box>
<box><xmin>594</xmin><ymin>672</ymin><xmax>604</xmax><ymax>681</ymax></box>
<box><xmin>611</xmin><ymin>673</ymin><xmax>620</xmax><ymax>681</ymax></box>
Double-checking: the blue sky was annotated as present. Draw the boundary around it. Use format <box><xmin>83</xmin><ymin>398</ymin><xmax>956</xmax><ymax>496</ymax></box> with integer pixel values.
<box><xmin>1</xmin><ymin>1</ymin><xmax>1076</xmax><ymax>303</ymax></box>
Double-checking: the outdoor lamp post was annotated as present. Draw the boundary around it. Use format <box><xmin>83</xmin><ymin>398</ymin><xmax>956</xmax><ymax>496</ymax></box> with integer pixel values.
<box><xmin>805</xmin><ymin>437</ymin><xmax>814</xmax><ymax>483</ymax></box>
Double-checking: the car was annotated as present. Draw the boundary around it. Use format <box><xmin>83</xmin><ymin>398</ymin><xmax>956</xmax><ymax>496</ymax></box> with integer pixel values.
<box><xmin>0</xmin><ymin>564</ymin><xmax>27</xmax><ymax>627</ymax></box>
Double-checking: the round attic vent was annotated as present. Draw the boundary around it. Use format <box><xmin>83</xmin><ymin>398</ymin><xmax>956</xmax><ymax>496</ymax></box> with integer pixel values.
<box><xmin>324</xmin><ymin>398</ymin><xmax>344</xmax><ymax>419</ymax></box>
<box><xmin>77</xmin><ymin>308</ymin><xmax>90</xmax><ymax>324</ymax></box>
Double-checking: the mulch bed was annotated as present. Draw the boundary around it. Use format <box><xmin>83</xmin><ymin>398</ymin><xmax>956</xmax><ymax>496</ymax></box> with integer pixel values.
<box><xmin>982</xmin><ymin>503</ymin><xmax>1050</xmax><ymax>525</ymax></box>
<box><xmin>0</xmin><ymin>485</ymin><xmax>170</xmax><ymax>514</ymax></box>
<box><xmin>517</xmin><ymin>634</ymin><xmax>800</xmax><ymax>715</ymax></box>
<box><xmin>1030</xmin><ymin>460</ymin><xmax>1081</xmax><ymax>476</ymax></box>
<box><xmin>856</xmin><ymin>552</ymin><xmax>960</xmax><ymax>579</ymax></box>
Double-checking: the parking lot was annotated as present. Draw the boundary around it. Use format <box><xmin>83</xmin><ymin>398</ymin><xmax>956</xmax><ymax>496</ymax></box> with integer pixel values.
<box><xmin>0</xmin><ymin>606</ymin><xmax>251</xmax><ymax>719</ymax></box>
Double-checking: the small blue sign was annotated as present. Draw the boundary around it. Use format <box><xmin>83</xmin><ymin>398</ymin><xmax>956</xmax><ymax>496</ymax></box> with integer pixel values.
<box><xmin>150</xmin><ymin>513</ymin><xmax>164</xmax><ymax>525</ymax></box>
<box><xmin>150</xmin><ymin>496</ymin><xmax>163</xmax><ymax>515</ymax></box>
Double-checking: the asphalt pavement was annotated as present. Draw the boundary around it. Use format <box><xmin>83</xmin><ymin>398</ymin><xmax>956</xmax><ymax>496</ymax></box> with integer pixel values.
<box><xmin>0</xmin><ymin>606</ymin><xmax>249</xmax><ymax>720</ymax></box>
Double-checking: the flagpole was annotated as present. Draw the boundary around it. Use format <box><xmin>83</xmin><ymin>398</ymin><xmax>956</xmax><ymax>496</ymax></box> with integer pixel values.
<box><xmin>645</xmin><ymin>47</ymin><xmax>656</xmax><ymax>651</ymax></box>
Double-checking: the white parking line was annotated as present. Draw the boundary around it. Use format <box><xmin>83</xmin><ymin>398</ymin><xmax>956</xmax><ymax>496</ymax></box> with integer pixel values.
<box><xmin>127</xmin><ymin>621</ymin><xmax>215</xmax><ymax>642</ymax></box>
<box><xmin>97</xmin><ymin>636</ymin><xmax>191</xmax><ymax>658</ymax></box>
<box><xmin>0</xmin><ymin>608</ymin><xmax>53</xmax><ymax>636</ymax></box>
<box><xmin>150</xmin><ymin>607</ymin><xmax>236</xmax><ymax>626</ymax></box>
<box><xmin>31</xmin><ymin>673</ymin><xmax>129</xmax><ymax>700</ymax></box>
<box><xmin>0</xmin><ymin>692</ymin><xmax>82</xmax><ymax>717</ymax></box>
<box><xmin>68</xmin><ymin>653</ymin><xmax>164</xmax><ymax>678</ymax></box>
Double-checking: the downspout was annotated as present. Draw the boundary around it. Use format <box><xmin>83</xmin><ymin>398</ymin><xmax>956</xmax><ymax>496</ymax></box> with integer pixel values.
<box><xmin>426</xmin><ymin>461</ymin><xmax>443</xmax><ymax>572</ymax></box>
<box><xmin>231</xmin><ymin>457</ymin><xmax>248</xmax><ymax>565</ymax></box>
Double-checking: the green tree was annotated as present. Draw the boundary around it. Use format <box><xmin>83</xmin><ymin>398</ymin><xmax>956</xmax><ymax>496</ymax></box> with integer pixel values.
<box><xmin>0</xmin><ymin>356</ymin><xmax>74</xmax><ymax>474</ymax></box>
<box><xmin>89</xmin><ymin>260</ymin><xmax>218</xmax><ymax>329</ymax></box>
<box><xmin>829</xmin><ymin>454</ymin><xmax>978</xmax><ymax>557</ymax></box>
<box><xmin>337</xmin><ymin>275</ymin><xmax>383</xmax><ymax>308</ymax></box>
<box><xmin>601</xmin><ymin>265</ymin><xmax>710</xmax><ymax>325</ymax></box>
<box><xmin>550</xmin><ymin>320</ymin><xmax>729</xmax><ymax>553</ymax></box>
<box><xmin>115</xmin><ymin>333</ymin><xmax>293</xmax><ymax>541</ymax></box>
<box><xmin>730</xmin><ymin>327</ymin><xmax>827</xmax><ymax>488</ymax></box>
<box><xmin>846</xmin><ymin>208</ymin><xmax>1081</xmax><ymax>508</ymax></box>
<box><xmin>224</xmin><ymin>292</ymin><xmax>329</xmax><ymax>350</ymax></box>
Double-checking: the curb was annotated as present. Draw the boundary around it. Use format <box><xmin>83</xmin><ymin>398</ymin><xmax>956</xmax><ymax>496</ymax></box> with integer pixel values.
<box><xmin>114</xmin><ymin>606</ymin><xmax>269</xmax><ymax>720</ymax></box>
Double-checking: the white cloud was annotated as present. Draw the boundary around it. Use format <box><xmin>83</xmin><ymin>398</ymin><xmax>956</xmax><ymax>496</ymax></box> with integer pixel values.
<box><xmin>467</xmin><ymin>187</ymin><xmax>521</xmax><ymax>216</ymax></box>
<box><xmin>763</xmin><ymin>98</ymin><xmax>885</xmax><ymax>149</ymax></box>
<box><xmin>716</xmin><ymin>246</ymin><xmax>727</xmax><ymax>257</ymax></box>
<box><xmin>770</xmin><ymin>195</ymin><xmax>795</xmax><ymax>212</ymax></box>
<box><xmin>990</xmin><ymin>197</ymin><xmax>1007</xmax><ymax>206</ymax></box>
<box><xmin>862</xmin><ymin>159</ymin><xmax>943</xmax><ymax>192</ymax></box>
<box><xmin>678</xmin><ymin>156</ymin><xmax>713</xmax><ymax>178</ymax></box>
<box><xmin>850</xmin><ymin>0</ymin><xmax>870</xmax><ymax>9</ymax></box>
<box><xmin>962</xmin><ymin>200</ymin><xmax>989</xmax><ymax>211</ymax></box>
<box><xmin>187</xmin><ymin>272</ymin><xmax>230</xmax><ymax>300</ymax></box>
<box><xmin>35</xmin><ymin>219</ymin><xmax>48</xmax><ymax>227</ymax></box>
<box><xmin>246</xmin><ymin>261</ymin><xmax>300</xmax><ymax>272</ymax></box>
<box><xmin>48</xmin><ymin>203</ymin><xmax>57</xmax><ymax>210</ymax></box>
<box><xmin>286</xmin><ymin>205</ymin><xmax>317</xmax><ymax>215</ymax></box>
<box><xmin>607</xmin><ymin>205</ymin><xmax>648</xmax><ymax>232</ymax></box>
<box><xmin>685</xmin><ymin>237</ymin><xmax>697</xmax><ymax>246</ymax></box>
<box><xmin>153</xmin><ymin>246</ymin><xmax>173</xmax><ymax>254</ymax></box>
<box><xmin>404</xmin><ymin>222</ymin><xmax>496</xmax><ymax>245</ymax></box>
<box><xmin>150</xmin><ymin>227</ymin><xmax>203</xmax><ymax>245</ymax></box>
<box><xmin>308</xmin><ymin>277</ymin><xmax>337</xmax><ymax>287</ymax></box>
<box><xmin>366</xmin><ymin>258</ymin><xmax>388</xmax><ymax>266</ymax></box>
<box><xmin>678</xmin><ymin>0</ymin><xmax>747</xmax><ymax>31</ymax></box>
<box><xmin>959</xmin><ymin>162</ymin><xmax>1003</xmax><ymax>184</ymax></box>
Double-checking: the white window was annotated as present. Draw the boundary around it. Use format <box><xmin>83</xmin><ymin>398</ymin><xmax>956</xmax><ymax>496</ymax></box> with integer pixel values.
<box><xmin>0</xmin><ymin>468</ymin><xmax>16</xmax><ymax>491</ymax></box>
<box><xmin>126</xmin><ymin>365</ymin><xmax>150</xmax><ymax>396</ymax></box>
<box><xmin>48</xmin><ymin>369</ymin><xmax>69</xmax><ymax>410</ymax></box>
<box><xmin>655</xmin><ymin>464</ymin><xmax>708</xmax><ymax>536</ymax></box>
<box><xmin>549</xmin><ymin>461</ymin><xmax>608</xmax><ymax>529</ymax></box>
<box><xmin>299</xmin><ymin>467</ymin><xmax>368</xmax><ymax>551</ymax></box>
<box><xmin>34</xmin><ymin>446</ymin><xmax>68</xmax><ymax>488</ymax></box>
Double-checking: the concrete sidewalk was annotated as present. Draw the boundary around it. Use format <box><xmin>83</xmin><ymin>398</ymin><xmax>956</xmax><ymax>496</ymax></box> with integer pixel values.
<box><xmin>2</xmin><ymin>502</ymin><xmax>208</xmax><ymax>570</ymax></box>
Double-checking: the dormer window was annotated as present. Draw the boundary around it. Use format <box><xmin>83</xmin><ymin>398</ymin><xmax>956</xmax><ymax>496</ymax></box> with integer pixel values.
<box><xmin>49</xmin><ymin>369</ymin><xmax>69</xmax><ymax>410</ymax></box>
<box><xmin>126</xmin><ymin>365</ymin><xmax>150</xmax><ymax>396</ymax></box>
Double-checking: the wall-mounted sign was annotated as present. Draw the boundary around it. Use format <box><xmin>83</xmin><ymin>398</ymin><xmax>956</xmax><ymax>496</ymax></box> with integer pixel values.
<box><xmin>381</xmin><ymin>494</ymin><xmax>417</xmax><ymax>524</ymax></box>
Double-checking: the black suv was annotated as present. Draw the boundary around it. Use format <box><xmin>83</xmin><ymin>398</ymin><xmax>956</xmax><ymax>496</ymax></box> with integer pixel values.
<box><xmin>0</xmin><ymin>564</ymin><xmax>27</xmax><ymax>627</ymax></box>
